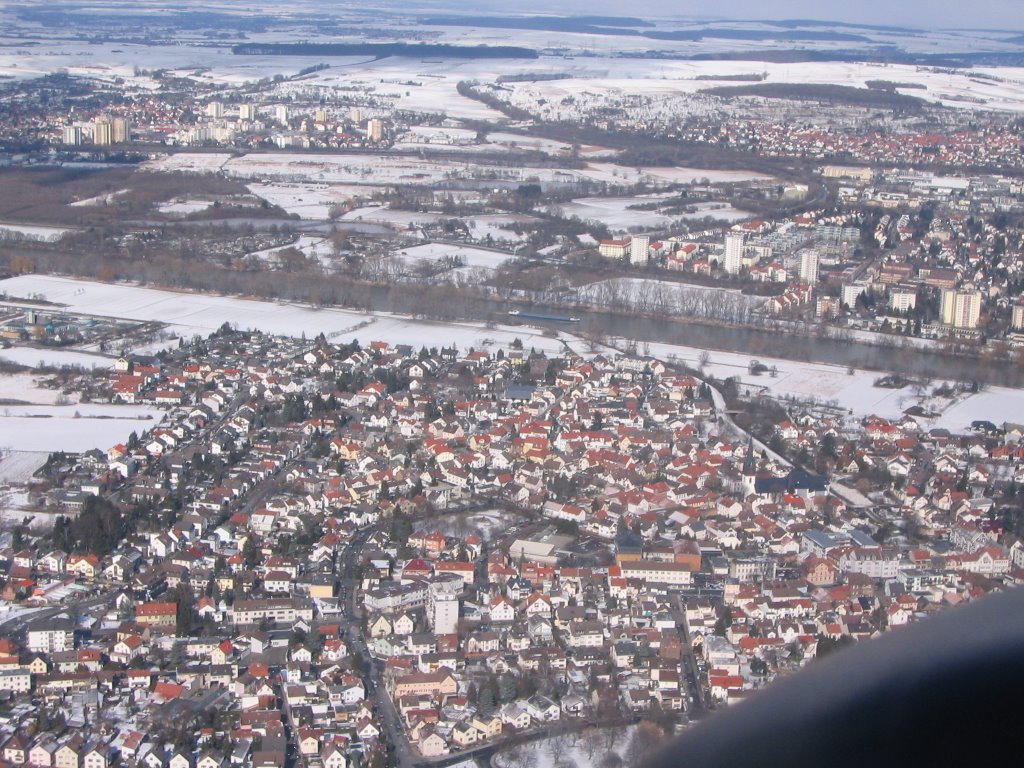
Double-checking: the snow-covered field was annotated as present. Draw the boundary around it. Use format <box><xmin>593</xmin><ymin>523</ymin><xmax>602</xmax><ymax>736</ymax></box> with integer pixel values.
<box><xmin>632</xmin><ymin>337</ymin><xmax>1024</xmax><ymax>429</ymax></box>
<box><xmin>145</xmin><ymin>152</ymin><xmax>771</xmax><ymax>192</ymax></box>
<box><xmin>0</xmin><ymin>275</ymin><xmax>570</xmax><ymax>356</ymax></box>
<box><xmin>69</xmin><ymin>189</ymin><xmax>130</xmax><ymax>207</ymax></box>
<box><xmin>340</xmin><ymin>208</ymin><xmax>533</xmax><ymax>242</ymax></box>
<box><xmin>493</xmin><ymin>725</ymin><xmax>637</xmax><ymax>768</ymax></box>
<box><xmin>925</xmin><ymin>389</ymin><xmax>1024</xmax><ymax>433</ymax></box>
<box><xmin>0</xmin><ymin>405</ymin><xmax>161</xmax><ymax>453</ymax></box>
<box><xmin>494</xmin><ymin>59</ymin><xmax>1024</xmax><ymax>115</ymax></box>
<box><xmin>0</xmin><ymin>373</ymin><xmax>76</xmax><ymax>405</ymax></box>
<box><xmin>551</xmin><ymin>195</ymin><xmax>751</xmax><ymax>232</ymax></box>
<box><xmin>246</xmin><ymin>235</ymin><xmax>335</xmax><ymax>266</ymax></box>
<box><xmin>464</xmin><ymin>214</ymin><xmax>534</xmax><ymax>243</ymax></box>
<box><xmin>0</xmin><ymin>451</ymin><xmax>48</xmax><ymax>484</ymax></box>
<box><xmin>157</xmin><ymin>199</ymin><xmax>215</xmax><ymax>216</ymax></box>
<box><xmin>0</xmin><ymin>223</ymin><xmax>72</xmax><ymax>242</ymax></box>
<box><xmin>0</xmin><ymin>346</ymin><xmax>115</xmax><ymax>370</ymax></box>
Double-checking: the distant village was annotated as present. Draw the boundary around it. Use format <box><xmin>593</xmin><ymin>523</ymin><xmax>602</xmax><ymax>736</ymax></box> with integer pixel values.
<box><xmin>0</xmin><ymin>321</ymin><xmax>1021</xmax><ymax>768</ymax></box>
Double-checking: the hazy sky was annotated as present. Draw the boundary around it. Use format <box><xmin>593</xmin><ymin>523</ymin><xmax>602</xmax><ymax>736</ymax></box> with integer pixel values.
<box><xmin>472</xmin><ymin>0</ymin><xmax>1022</xmax><ymax>30</ymax></box>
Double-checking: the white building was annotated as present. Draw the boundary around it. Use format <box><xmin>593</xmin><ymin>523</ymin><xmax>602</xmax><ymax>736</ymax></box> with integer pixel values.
<box><xmin>940</xmin><ymin>288</ymin><xmax>982</xmax><ymax>328</ymax></box>
<box><xmin>92</xmin><ymin>118</ymin><xmax>112</xmax><ymax>146</ymax></box>
<box><xmin>28</xmin><ymin>620</ymin><xmax>74</xmax><ymax>654</ymax></box>
<box><xmin>367</xmin><ymin>118</ymin><xmax>384</xmax><ymax>142</ymax></box>
<box><xmin>630</xmin><ymin>235</ymin><xmax>650</xmax><ymax>265</ymax></box>
<box><xmin>842</xmin><ymin>282</ymin><xmax>870</xmax><ymax>308</ymax></box>
<box><xmin>723</xmin><ymin>233</ymin><xmax>745</xmax><ymax>275</ymax></box>
<box><xmin>429</xmin><ymin>593</ymin><xmax>459</xmax><ymax>635</ymax></box>
<box><xmin>1013</xmin><ymin>301</ymin><xmax>1024</xmax><ymax>331</ymax></box>
<box><xmin>890</xmin><ymin>288</ymin><xmax>918</xmax><ymax>313</ymax></box>
<box><xmin>799</xmin><ymin>249</ymin><xmax>820</xmax><ymax>284</ymax></box>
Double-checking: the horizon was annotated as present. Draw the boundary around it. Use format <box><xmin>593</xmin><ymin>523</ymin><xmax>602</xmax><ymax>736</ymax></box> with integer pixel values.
<box><xmin>2</xmin><ymin>0</ymin><xmax>1021</xmax><ymax>34</ymax></box>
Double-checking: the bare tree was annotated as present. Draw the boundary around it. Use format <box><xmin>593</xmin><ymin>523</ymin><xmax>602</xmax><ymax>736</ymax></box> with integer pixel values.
<box><xmin>547</xmin><ymin>731</ymin><xmax>575</xmax><ymax>768</ymax></box>
<box><xmin>581</xmin><ymin>728</ymin><xmax>604</xmax><ymax>762</ymax></box>
<box><xmin>625</xmin><ymin>722</ymin><xmax>667</xmax><ymax>768</ymax></box>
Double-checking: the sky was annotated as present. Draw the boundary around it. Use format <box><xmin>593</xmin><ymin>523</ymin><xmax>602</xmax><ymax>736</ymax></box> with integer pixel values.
<box><xmin>458</xmin><ymin>0</ymin><xmax>1023</xmax><ymax>31</ymax></box>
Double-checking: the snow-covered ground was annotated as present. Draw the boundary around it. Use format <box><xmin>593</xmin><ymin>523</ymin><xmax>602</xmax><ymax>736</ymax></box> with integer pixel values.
<box><xmin>464</xmin><ymin>215</ymin><xmax>534</xmax><ymax>243</ymax></box>
<box><xmin>925</xmin><ymin>388</ymin><xmax>1024</xmax><ymax>433</ymax></box>
<box><xmin>422</xmin><ymin>509</ymin><xmax>526</xmax><ymax>543</ymax></box>
<box><xmin>339</xmin><ymin>207</ymin><xmax>533</xmax><ymax>242</ymax></box>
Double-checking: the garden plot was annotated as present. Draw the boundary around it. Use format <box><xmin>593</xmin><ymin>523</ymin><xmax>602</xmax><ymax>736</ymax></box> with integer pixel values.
<box><xmin>393</xmin><ymin>243</ymin><xmax>514</xmax><ymax>271</ymax></box>
<box><xmin>464</xmin><ymin>214</ymin><xmax>534</xmax><ymax>243</ymax></box>
<box><xmin>158</xmin><ymin>199</ymin><xmax>216</xmax><ymax>216</ymax></box>
<box><xmin>0</xmin><ymin>405</ymin><xmax>162</xmax><ymax>453</ymax></box>
<box><xmin>245</xmin><ymin>235</ymin><xmax>335</xmax><ymax>267</ymax></box>
<box><xmin>69</xmin><ymin>189</ymin><xmax>131</xmax><ymax>207</ymax></box>
<box><xmin>247</xmin><ymin>182</ymin><xmax>386</xmax><ymax>220</ymax></box>
<box><xmin>0</xmin><ymin>223</ymin><xmax>72</xmax><ymax>242</ymax></box>
<box><xmin>419</xmin><ymin>510</ymin><xmax>527</xmax><ymax>544</ymax></box>
<box><xmin>550</xmin><ymin>195</ymin><xmax>683</xmax><ymax>231</ymax></box>
<box><xmin>341</xmin><ymin>206</ymin><xmax>445</xmax><ymax>230</ymax></box>
<box><xmin>0</xmin><ymin>347</ymin><xmax>114</xmax><ymax>370</ymax></box>
<box><xmin>147</xmin><ymin>151</ymin><xmax>768</xmax><ymax>194</ymax></box>
<box><xmin>0</xmin><ymin>373</ymin><xmax>76</xmax><ymax>405</ymax></box>
<box><xmin>0</xmin><ymin>451</ymin><xmax>48</xmax><ymax>484</ymax></box>
<box><xmin>578</xmin><ymin>279</ymin><xmax>762</xmax><ymax>321</ymax></box>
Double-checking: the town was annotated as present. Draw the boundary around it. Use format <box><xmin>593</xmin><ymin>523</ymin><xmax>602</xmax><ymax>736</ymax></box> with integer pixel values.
<box><xmin>0</xmin><ymin>314</ymin><xmax>1020</xmax><ymax>768</ymax></box>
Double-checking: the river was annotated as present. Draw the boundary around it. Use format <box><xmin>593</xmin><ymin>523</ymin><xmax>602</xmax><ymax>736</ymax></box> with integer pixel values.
<box><xmin>361</xmin><ymin>285</ymin><xmax>1024</xmax><ymax>387</ymax></box>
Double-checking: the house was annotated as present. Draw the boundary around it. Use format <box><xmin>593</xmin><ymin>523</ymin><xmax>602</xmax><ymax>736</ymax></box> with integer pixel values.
<box><xmin>525</xmin><ymin>695</ymin><xmax>561</xmax><ymax>722</ymax></box>
<box><xmin>417</xmin><ymin>731</ymin><xmax>448</xmax><ymax>758</ymax></box>
<box><xmin>320</xmin><ymin>745</ymin><xmax>346</xmax><ymax>768</ymax></box>
<box><xmin>29</xmin><ymin>737</ymin><xmax>59</xmax><ymax>768</ymax></box>
<box><xmin>451</xmin><ymin>722</ymin><xmax>478</xmax><ymax>748</ymax></box>
<box><xmin>489</xmin><ymin>595</ymin><xmax>515</xmax><ymax>623</ymax></box>
<box><xmin>500</xmin><ymin>704</ymin><xmax>531</xmax><ymax>730</ymax></box>
<box><xmin>83</xmin><ymin>746</ymin><xmax>109</xmax><ymax>768</ymax></box>
<box><xmin>3</xmin><ymin>734</ymin><xmax>29</xmax><ymax>765</ymax></box>
<box><xmin>55</xmin><ymin>739</ymin><xmax>83</xmax><ymax>768</ymax></box>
